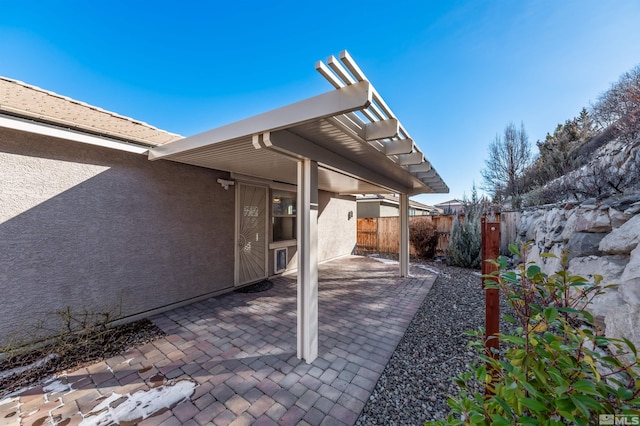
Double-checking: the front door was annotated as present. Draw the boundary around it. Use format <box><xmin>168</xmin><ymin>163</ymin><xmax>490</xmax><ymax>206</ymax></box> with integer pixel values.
<box><xmin>235</xmin><ymin>183</ymin><xmax>268</xmax><ymax>286</ymax></box>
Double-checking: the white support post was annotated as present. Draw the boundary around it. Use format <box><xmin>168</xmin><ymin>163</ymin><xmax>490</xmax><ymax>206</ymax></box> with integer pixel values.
<box><xmin>399</xmin><ymin>193</ymin><xmax>410</xmax><ymax>277</ymax></box>
<box><xmin>297</xmin><ymin>158</ymin><xmax>319</xmax><ymax>363</ymax></box>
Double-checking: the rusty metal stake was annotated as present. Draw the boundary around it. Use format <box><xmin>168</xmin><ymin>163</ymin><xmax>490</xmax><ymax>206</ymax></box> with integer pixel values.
<box><xmin>481</xmin><ymin>213</ymin><xmax>501</xmax><ymax>395</ymax></box>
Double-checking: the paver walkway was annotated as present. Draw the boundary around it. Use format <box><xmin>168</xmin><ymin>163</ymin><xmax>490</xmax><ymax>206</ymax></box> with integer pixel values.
<box><xmin>0</xmin><ymin>256</ymin><xmax>437</xmax><ymax>425</ymax></box>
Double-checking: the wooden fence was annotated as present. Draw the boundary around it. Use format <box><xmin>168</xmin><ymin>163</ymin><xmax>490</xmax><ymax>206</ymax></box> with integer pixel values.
<box><xmin>356</xmin><ymin>212</ymin><xmax>521</xmax><ymax>256</ymax></box>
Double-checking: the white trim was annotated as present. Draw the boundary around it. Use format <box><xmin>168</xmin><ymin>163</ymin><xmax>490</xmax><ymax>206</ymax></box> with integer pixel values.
<box><xmin>0</xmin><ymin>113</ymin><xmax>149</xmax><ymax>154</ymax></box>
<box><xmin>148</xmin><ymin>81</ymin><xmax>372</xmax><ymax>161</ymax></box>
<box><xmin>297</xmin><ymin>159</ymin><xmax>319</xmax><ymax>363</ymax></box>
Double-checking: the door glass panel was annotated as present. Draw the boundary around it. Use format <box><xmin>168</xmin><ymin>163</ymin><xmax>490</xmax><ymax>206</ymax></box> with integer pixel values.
<box><xmin>237</xmin><ymin>184</ymin><xmax>267</xmax><ymax>285</ymax></box>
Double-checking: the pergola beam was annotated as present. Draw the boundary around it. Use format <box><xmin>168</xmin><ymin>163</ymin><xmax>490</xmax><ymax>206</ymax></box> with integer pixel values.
<box><xmin>149</xmin><ymin>80</ymin><xmax>372</xmax><ymax>161</ymax></box>
<box><xmin>364</xmin><ymin>118</ymin><xmax>399</xmax><ymax>141</ymax></box>
<box><xmin>408</xmin><ymin>162</ymin><xmax>432</xmax><ymax>173</ymax></box>
<box><xmin>381</xmin><ymin>138</ymin><xmax>413</xmax><ymax>155</ymax></box>
<box><xmin>396</xmin><ymin>152</ymin><xmax>424</xmax><ymax>166</ymax></box>
<box><xmin>327</xmin><ymin>55</ymin><xmax>356</xmax><ymax>86</ymax></box>
<box><xmin>263</xmin><ymin>130</ymin><xmax>412</xmax><ymax>194</ymax></box>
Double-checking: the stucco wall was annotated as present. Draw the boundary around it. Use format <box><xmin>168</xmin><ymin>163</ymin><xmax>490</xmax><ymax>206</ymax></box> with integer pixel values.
<box><xmin>0</xmin><ymin>128</ymin><xmax>234</xmax><ymax>344</ymax></box>
<box><xmin>357</xmin><ymin>202</ymin><xmax>380</xmax><ymax>218</ymax></box>
<box><xmin>318</xmin><ymin>192</ymin><xmax>357</xmax><ymax>262</ymax></box>
<box><xmin>273</xmin><ymin>192</ymin><xmax>356</xmax><ymax>274</ymax></box>
<box><xmin>379</xmin><ymin>204</ymin><xmax>399</xmax><ymax>218</ymax></box>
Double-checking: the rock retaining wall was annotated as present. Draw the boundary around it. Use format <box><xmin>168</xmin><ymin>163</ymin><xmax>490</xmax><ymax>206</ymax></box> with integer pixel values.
<box><xmin>516</xmin><ymin>193</ymin><xmax>640</xmax><ymax>346</ymax></box>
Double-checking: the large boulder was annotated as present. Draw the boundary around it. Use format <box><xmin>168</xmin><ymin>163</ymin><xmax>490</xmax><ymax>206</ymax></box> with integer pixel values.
<box><xmin>604</xmin><ymin>193</ymin><xmax>640</xmax><ymax>213</ymax></box>
<box><xmin>561</xmin><ymin>209</ymin><xmax>579</xmax><ymax>241</ymax></box>
<box><xmin>566</xmin><ymin>232</ymin><xmax>605</xmax><ymax>260</ymax></box>
<box><xmin>568</xmin><ymin>255</ymin><xmax>628</xmax><ymax>318</ymax></box>
<box><xmin>608</xmin><ymin>207</ymin><xmax>629</xmax><ymax>229</ymax></box>
<box><xmin>606</xmin><ymin>304</ymin><xmax>640</xmax><ymax>349</ymax></box>
<box><xmin>575</xmin><ymin>208</ymin><xmax>612</xmax><ymax>233</ymax></box>
<box><xmin>542</xmin><ymin>208</ymin><xmax>566</xmax><ymax>248</ymax></box>
<box><xmin>626</xmin><ymin>201</ymin><xmax>640</xmax><ymax>216</ymax></box>
<box><xmin>520</xmin><ymin>208</ymin><xmax>567</xmax><ymax>248</ymax></box>
<box><xmin>620</xmin><ymin>244</ymin><xmax>640</xmax><ymax>305</ymax></box>
<box><xmin>517</xmin><ymin>209</ymin><xmax>544</xmax><ymax>241</ymax></box>
<box><xmin>599</xmin><ymin>214</ymin><xmax>640</xmax><ymax>254</ymax></box>
<box><xmin>526</xmin><ymin>242</ymin><xmax>564</xmax><ymax>276</ymax></box>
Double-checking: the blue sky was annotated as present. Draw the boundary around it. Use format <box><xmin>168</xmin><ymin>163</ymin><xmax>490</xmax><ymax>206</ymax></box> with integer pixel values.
<box><xmin>1</xmin><ymin>0</ymin><xmax>639</xmax><ymax>205</ymax></box>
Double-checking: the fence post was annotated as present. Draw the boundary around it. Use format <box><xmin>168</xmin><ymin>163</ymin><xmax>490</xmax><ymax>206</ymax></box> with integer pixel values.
<box><xmin>481</xmin><ymin>213</ymin><xmax>501</xmax><ymax>395</ymax></box>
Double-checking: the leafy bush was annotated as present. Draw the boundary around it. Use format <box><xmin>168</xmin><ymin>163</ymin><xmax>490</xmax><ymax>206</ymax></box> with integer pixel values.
<box><xmin>448</xmin><ymin>208</ymin><xmax>482</xmax><ymax>269</ymax></box>
<box><xmin>426</xmin><ymin>242</ymin><xmax>640</xmax><ymax>426</ymax></box>
<box><xmin>410</xmin><ymin>218</ymin><xmax>439</xmax><ymax>259</ymax></box>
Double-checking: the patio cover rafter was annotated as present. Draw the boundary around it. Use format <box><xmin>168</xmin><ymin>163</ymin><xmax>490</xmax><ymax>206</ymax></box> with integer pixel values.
<box><xmin>148</xmin><ymin>51</ymin><xmax>448</xmax><ymax>196</ymax></box>
<box><xmin>148</xmin><ymin>80</ymin><xmax>372</xmax><ymax>161</ymax></box>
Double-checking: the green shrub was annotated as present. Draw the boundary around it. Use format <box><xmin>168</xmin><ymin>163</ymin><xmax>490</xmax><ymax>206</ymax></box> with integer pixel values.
<box><xmin>427</xmin><ymin>242</ymin><xmax>640</xmax><ymax>426</ymax></box>
<box><xmin>410</xmin><ymin>218</ymin><xmax>439</xmax><ymax>259</ymax></box>
<box><xmin>448</xmin><ymin>209</ymin><xmax>482</xmax><ymax>269</ymax></box>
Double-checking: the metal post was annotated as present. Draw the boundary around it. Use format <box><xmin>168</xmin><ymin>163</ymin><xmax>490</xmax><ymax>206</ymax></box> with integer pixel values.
<box><xmin>297</xmin><ymin>159</ymin><xmax>318</xmax><ymax>363</ymax></box>
<box><xmin>481</xmin><ymin>213</ymin><xmax>501</xmax><ymax>394</ymax></box>
<box><xmin>399</xmin><ymin>193</ymin><xmax>409</xmax><ymax>277</ymax></box>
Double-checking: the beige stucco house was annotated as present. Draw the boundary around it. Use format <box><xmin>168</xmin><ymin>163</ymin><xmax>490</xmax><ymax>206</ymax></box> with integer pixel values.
<box><xmin>0</xmin><ymin>51</ymin><xmax>448</xmax><ymax>361</ymax></box>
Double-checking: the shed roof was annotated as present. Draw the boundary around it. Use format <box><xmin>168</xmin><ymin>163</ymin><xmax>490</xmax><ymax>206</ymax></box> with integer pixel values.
<box><xmin>149</xmin><ymin>51</ymin><xmax>448</xmax><ymax>196</ymax></box>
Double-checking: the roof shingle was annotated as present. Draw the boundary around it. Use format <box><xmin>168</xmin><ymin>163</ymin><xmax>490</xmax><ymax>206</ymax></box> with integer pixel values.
<box><xmin>0</xmin><ymin>76</ymin><xmax>182</xmax><ymax>147</ymax></box>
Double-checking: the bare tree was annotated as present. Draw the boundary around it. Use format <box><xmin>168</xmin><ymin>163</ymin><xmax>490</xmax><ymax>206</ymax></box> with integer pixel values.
<box><xmin>481</xmin><ymin>122</ymin><xmax>533</xmax><ymax>206</ymax></box>
<box><xmin>592</xmin><ymin>64</ymin><xmax>640</xmax><ymax>143</ymax></box>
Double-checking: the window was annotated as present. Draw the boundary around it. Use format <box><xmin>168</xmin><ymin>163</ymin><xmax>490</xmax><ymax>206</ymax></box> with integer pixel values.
<box><xmin>272</xmin><ymin>190</ymin><xmax>296</xmax><ymax>242</ymax></box>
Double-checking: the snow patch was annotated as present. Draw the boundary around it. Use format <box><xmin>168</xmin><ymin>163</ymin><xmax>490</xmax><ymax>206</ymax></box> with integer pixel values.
<box><xmin>79</xmin><ymin>380</ymin><xmax>196</xmax><ymax>425</ymax></box>
<box><xmin>414</xmin><ymin>264</ymin><xmax>440</xmax><ymax>275</ymax></box>
<box><xmin>0</xmin><ymin>353</ymin><xmax>58</xmax><ymax>380</ymax></box>
<box><xmin>368</xmin><ymin>255</ymin><xmax>444</xmax><ymax>276</ymax></box>
<box><xmin>43</xmin><ymin>378</ymin><xmax>71</xmax><ymax>394</ymax></box>
<box><xmin>368</xmin><ymin>256</ymin><xmax>399</xmax><ymax>265</ymax></box>
<box><xmin>0</xmin><ymin>395</ymin><xmax>19</xmax><ymax>408</ymax></box>
<box><xmin>1</xmin><ymin>386</ymin><xmax>29</xmax><ymax>400</ymax></box>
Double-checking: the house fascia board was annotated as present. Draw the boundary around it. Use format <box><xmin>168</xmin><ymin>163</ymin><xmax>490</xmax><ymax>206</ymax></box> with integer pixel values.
<box><xmin>148</xmin><ymin>81</ymin><xmax>372</xmax><ymax>161</ymax></box>
<box><xmin>0</xmin><ymin>113</ymin><xmax>149</xmax><ymax>154</ymax></box>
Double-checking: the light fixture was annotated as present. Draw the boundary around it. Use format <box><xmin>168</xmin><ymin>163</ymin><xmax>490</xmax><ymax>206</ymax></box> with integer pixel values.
<box><xmin>217</xmin><ymin>178</ymin><xmax>235</xmax><ymax>190</ymax></box>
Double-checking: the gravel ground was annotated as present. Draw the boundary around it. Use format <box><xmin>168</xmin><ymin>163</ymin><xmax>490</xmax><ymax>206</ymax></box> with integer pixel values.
<box><xmin>356</xmin><ymin>261</ymin><xmax>508</xmax><ymax>426</ymax></box>
<box><xmin>0</xmin><ymin>319</ymin><xmax>164</xmax><ymax>398</ymax></box>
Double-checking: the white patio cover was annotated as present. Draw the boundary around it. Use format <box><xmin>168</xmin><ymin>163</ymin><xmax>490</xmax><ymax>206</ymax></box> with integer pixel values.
<box><xmin>148</xmin><ymin>51</ymin><xmax>448</xmax><ymax>362</ymax></box>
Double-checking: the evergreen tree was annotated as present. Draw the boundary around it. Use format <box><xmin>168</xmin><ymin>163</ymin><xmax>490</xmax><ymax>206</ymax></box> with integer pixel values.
<box><xmin>448</xmin><ymin>188</ymin><xmax>483</xmax><ymax>269</ymax></box>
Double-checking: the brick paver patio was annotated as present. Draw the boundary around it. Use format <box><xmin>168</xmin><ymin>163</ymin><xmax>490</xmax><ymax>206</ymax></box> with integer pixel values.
<box><xmin>0</xmin><ymin>256</ymin><xmax>437</xmax><ymax>425</ymax></box>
